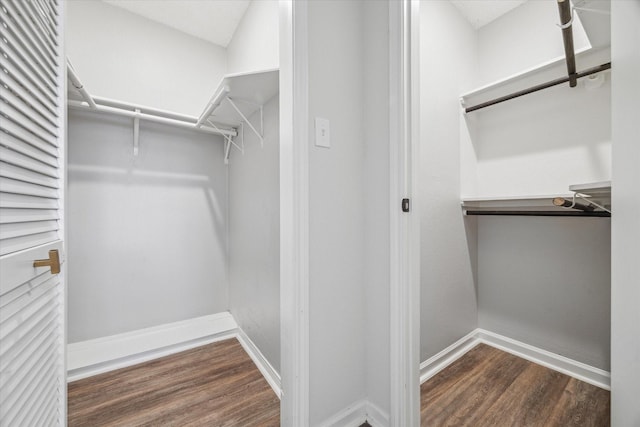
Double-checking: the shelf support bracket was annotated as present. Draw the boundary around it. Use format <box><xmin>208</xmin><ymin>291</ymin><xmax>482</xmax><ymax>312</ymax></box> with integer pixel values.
<box><xmin>207</xmin><ymin>119</ymin><xmax>243</xmax><ymax>164</ymax></box>
<box><xmin>133</xmin><ymin>108</ymin><xmax>140</xmax><ymax>156</ymax></box>
<box><xmin>225</xmin><ymin>96</ymin><xmax>264</xmax><ymax>147</ymax></box>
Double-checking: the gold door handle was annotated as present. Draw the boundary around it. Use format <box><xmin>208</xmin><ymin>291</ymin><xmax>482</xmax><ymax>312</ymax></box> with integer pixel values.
<box><xmin>33</xmin><ymin>249</ymin><xmax>61</xmax><ymax>274</ymax></box>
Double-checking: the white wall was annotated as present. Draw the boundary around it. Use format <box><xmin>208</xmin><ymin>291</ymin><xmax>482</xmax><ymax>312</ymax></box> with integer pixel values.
<box><xmin>228</xmin><ymin>95</ymin><xmax>280</xmax><ymax>373</ymax></box>
<box><xmin>307</xmin><ymin>1</ymin><xmax>366</xmax><ymax>423</ymax></box>
<box><xmin>66</xmin><ymin>1</ymin><xmax>227</xmax><ymax>116</ymax></box>
<box><xmin>67</xmin><ymin>111</ymin><xmax>228</xmax><ymax>342</ymax></box>
<box><xmin>420</xmin><ymin>0</ymin><xmax>479</xmax><ymax>361</ymax></box>
<box><xmin>478</xmin><ymin>217</ymin><xmax>611</xmax><ymax>370</ymax></box>
<box><xmin>363</xmin><ymin>0</ymin><xmax>390</xmax><ymax>417</ymax></box>
<box><xmin>226</xmin><ymin>0</ymin><xmax>279</xmax><ymax>75</ymax></box>
<box><xmin>469</xmin><ymin>75</ymin><xmax>612</xmax><ymax>198</ymax></box>
<box><xmin>611</xmin><ymin>0</ymin><xmax>640</xmax><ymax>423</ymax></box>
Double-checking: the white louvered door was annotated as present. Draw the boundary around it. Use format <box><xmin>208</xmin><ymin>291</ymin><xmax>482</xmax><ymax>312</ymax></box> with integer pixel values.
<box><xmin>0</xmin><ymin>0</ymin><xmax>66</xmax><ymax>425</ymax></box>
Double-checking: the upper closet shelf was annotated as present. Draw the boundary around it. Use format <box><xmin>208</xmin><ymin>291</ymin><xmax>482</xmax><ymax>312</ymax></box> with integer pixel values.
<box><xmin>460</xmin><ymin>0</ymin><xmax>612</xmax><ymax>114</ymax></box>
<box><xmin>196</xmin><ymin>69</ymin><xmax>279</xmax><ymax>160</ymax></box>
<box><xmin>462</xmin><ymin>181</ymin><xmax>611</xmax><ymax>217</ymax></box>
<box><xmin>197</xmin><ymin>69</ymin><xmax>278</xmax><ymax>129</ymax></box>
<box><xmin>66</xmin><ymin>58</ymin><xmax>237</xmax><ymax>159</ymax></box>
<box><xmin>66</xmin><ymin>59</ymin><xmax>279</xmax><ymax>163</ymax></box>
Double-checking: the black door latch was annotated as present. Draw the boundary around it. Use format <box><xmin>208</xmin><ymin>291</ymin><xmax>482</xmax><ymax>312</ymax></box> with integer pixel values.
<box><xmin>402</xmin><ymin>198</ymin><xmax>410</xmax><ymax>212</ymax></box>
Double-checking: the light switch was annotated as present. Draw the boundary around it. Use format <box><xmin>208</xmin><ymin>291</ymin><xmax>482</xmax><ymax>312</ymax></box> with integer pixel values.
<box><xmin>315</xmin><ymin>117</ymin><xmax>331</xmax><ymax>148</ymax></box>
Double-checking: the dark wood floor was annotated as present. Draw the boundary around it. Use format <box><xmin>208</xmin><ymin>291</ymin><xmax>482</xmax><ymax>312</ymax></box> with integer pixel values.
<box><xmin>68</xmin><ymin>338</ymin><xmax>280</xmax><ymax>426</ymax></box>
<box><xmin>421</xmin><ymin>343</ymin><xmax>610</xmax><ymax>427</ymax></box>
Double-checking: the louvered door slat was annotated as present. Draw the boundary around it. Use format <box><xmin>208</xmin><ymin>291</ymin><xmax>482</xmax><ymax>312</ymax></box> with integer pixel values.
<box><xmin>1</xmin><ymin>115</ymin><xmax>59</xmax><ymax>156</ymax></box>
<box><xmin>0</xmin><ymin>272</ymin><xmax>56</xmax><ymax>320</ymax></box>
<box><xmin>1</xmin><ymin>69</ymin><xmax>58</xmax><ymax>126</ymax></box>
<box><xmin>0</xmin><ymin>208</ymin><xmax>58</xmax><ymax>223</ymax></box>
<box><xmin>0</xmin><ymin>231</ymin><xmax>58</xmax><ymax>255</ymax></box>
<box><xmin>24</xmin><ymin>371</ymin><xmax>58</xmax><ymax>427</ymax></box>
<box><xmin>1</xmin><ymin>101</ymin><xmax>58</xmax><ymax>146</ymax></box>
<box><xmin>0</xmin><ymin>162</ymin><xmax>59</xmax><ymax>188</ymax></box>
<box><xmin>4</xmin><ymin>338</ymin><xmax>56</xmax><ymax>412</ymax></box>
<box><xmin>0</xmin><ymin>192</ymin><xmax>59</xmax><ymax>210</ymax></box>
<box><xmin>0</xmin><ymin>53</ymin><xmax>58</xmax><ymax>113</ymax></box>
<box><xmin>0</xmin><ymin>4</ymin><xmax>57</xmax><ymax>82</ymax></box>
<box><xmin>0</xmin><ymin>0</ymin><xmax>63</xmax><ymax>424</ymax></box>
<box><xmin>0</xmin><ymin>220</ymin><xmax>59</xmax><ymax>241</ymax></box>
<box><xmin>0</xmin><ymin>177</ymin><xmax>58</xmax><ymax>198</ymax></box>
<box><xmin>9</xmin><ymin>363</ymin><xmax>57</xmax><ymax>426</ymax></box>
<box><xmin>1</xmin><ymin>133</ymin><xmax>59</xmax><ymax>168</ymax></box>
<box><xmin>8</xmin><ymin>0</ymin><xmax>58</xmax><ymax>59</ymax></box>
<box><xmin>0</xmin><ymin>146</ymin><xmax>58</xmax><ymax>178</ymax></box>
<box><xmin>27</xmin><ymin>0</ymin><xmax>59</xmax><ymax>41</ymax></box>
<box><xmin>0</xmin><ymin>285</ymin><xmax>57</xmax><ymax>356</ymax></box>
<box><xmin>2</xmin><ymin>324</ymin><xmax>58</xmax><ymax>400</ymax></box>
<box><xmin>0</xmin><ymin>35</ymin><xmax>57</xmax><ymax>100</ymax></box>
<box><xmin>1</xmin><ymin>85</ymin><xmax>58</xmax><ymax>136</ymax></box>
<box><xmin>0</xmin><ymin>268</ymin><xmax>52</xmax><ymax>309</ymax></box>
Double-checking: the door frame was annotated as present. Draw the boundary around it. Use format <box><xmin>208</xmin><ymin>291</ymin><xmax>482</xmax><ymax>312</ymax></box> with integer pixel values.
<box><xmin>389</xmin><ymin>0</ymin><xmax>421</xmax><ymax>425</ymax></box>
<box><xmin>279</xmin><ymin>0</ymin><xmax>420</xmax><ymax>424</ymax></box>
<box><xmin>279</xmin><ymin>1</ymin><xmax>309</xmax><ymax>425</ymax></box>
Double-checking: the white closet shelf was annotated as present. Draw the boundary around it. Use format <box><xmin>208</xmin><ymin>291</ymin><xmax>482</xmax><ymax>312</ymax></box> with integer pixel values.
<box><xmin>569</xmin><ymin>180</ymin><xmax>611</xmax><ymax>198</ymax></box>
<box><xmin>66</xmin><ymin>58</ymin><xmax>237</xmax><ymax>140</ymax></box>
<box><xmin>460</xmin><ymin>47</ymin><xmax>589</xmax><ymax>102</ymax></box>
<box><xmin>197</xmin><ymin>68</ymin><xmax>279</xmax><ymax>129</ymax></box>
<box><xmin>460</xmin><ymin>46</ymin><xmax>611</xmax><ymax>113</ymax></box>
<box><xmin>196</xmin><ymin>68</ymin><xmax>279</xmax><ymax>163</ymax></box>
<box><xmin>462</xmin><ymin>181</ymin><xmax>611</xmax><ymax>217</ymax></box>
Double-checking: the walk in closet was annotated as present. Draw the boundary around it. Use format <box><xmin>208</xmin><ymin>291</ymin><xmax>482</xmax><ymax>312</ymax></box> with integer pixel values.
<box><xmin>63</xmin><ymin>0</ymin><xmax>282</xmax><ymax>414</ymax></box>
<box><xmin>418</xmin><ymin>0</ymin><xmax>612</xmax><ymax>422</ymax></box>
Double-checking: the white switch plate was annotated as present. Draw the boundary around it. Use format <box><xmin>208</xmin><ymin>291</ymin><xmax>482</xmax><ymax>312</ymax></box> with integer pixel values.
<box><xmin>315</xmin><ymin>117</ymin><xmax>331</xmax><ymax>148</ymax></box>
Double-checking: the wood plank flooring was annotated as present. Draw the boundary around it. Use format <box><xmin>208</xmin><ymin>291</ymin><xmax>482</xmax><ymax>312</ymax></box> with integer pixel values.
<box><xmin>68</xmin><ymin>338</ymin><xmax>280</xmax><ymax>427</ymax></box>
<box><xmin>421</xmin><ymin>343</ymin><xmax>610</xmax><ymax>427</ymax></box>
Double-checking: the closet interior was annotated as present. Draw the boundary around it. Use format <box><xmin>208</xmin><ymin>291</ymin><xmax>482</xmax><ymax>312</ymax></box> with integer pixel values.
<box><xmin>64</xmin><ymin>0</ymin><xmax>281</xmax><ymax>403</ymax></box>
<box><xmin>419</xmin><ymin>0</ymin><xmax>612</xmax><ymax>417</ymax></box>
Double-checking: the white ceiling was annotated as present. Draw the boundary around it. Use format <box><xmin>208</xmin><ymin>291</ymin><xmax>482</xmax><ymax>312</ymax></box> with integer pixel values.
<box><xmin>102</xmin><ymin>0</ymin><xmax>251</xmax><ymax>47</ymax></box>
<box><xmin>451</xmin><ymin>0</ymin><xmax>529</xmax><ymax>29</ymax></box>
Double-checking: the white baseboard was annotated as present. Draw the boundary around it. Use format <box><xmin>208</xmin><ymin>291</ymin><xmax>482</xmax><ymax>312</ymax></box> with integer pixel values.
<box><xmin>476</xmin><ymin>329</ymin><xmax>611</xmax><ymax>390</ymax></box>
<box><xmin>67</xmin><ymin>312</ymin><xmax>237</xmax><ymax>382</ymax></box>
<box><xmin>365</xmin><ymin>400</ymin><xmax>390</xmax><ymax>427</ymax></box>
<box><xmin>318</xmin><ymin>399</ymin><xmax>368</xmax><ymax>427</ymax></box>
<box><xmin>420</xmin><ymin>329</ymin><xmax>480</xmax><ymax>384</ymax></box>
<box><xmin>316</xmin><ymin>399</ymin><xmax>389</xmax><ymax>427</ymax></box>
<box><xmin>420</xmin><ymin>328</ymin><xmax>611</xmax><ymax>390</ymax></box>
<box><xmin>236</xmin><ymin>328</ymin><xmax>282</xmax><ymax>398</ymax></box>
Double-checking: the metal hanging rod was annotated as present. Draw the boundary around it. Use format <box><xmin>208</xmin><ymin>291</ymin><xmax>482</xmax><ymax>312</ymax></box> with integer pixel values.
<box><xmin>68</xmin><ymin>100</ymin><xmax>237</xmax><ymax>138</ymax></box>
<box><xmin>557</xmin><ymin>0</ymin><xmax>577</xmax><ymax>87</ymax></box>
<box><xmin>464</xmin><ymin>62</ymin><xmax>611</xmax><ymax>113</ymax></box>
<box><xmin>66</xmin><ymin>59</ymin><xmax>236</xmax><ymax>138</ymax></box>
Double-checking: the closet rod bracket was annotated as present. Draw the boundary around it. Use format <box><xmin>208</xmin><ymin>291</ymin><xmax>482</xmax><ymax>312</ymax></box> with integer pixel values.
<box><xmin>225</xmin><ymin>96</ymin><xmax>264</xmax><ymax>147</ymax></box>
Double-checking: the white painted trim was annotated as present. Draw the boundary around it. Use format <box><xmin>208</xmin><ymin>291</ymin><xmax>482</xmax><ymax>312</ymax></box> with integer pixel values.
<box><xmin>477</xmin><ymin>329</ymin><xmax>611</xmax><ymax>390</ymax></box>
<box><xmin>67</xmin><ymin>312</ymin><xmax>237</xmax><ymax>382</ymax></box>
<box><xmin>419</xmin><ymin>328</ymin><xmax>611</xmax><ymax>391</ymax></box>
<box><xmin>419</xmin><ymin>329</ymin><xmax>480</xmax><ymax>384</ymax></box>
<box><xmin>236</xmin><ymin>328</ymin><xmax>282</xmax><ymax>399</ymax></box>
<box><xmin>317</xmin><ymin>399</ymin><xmax>368</xmax><ymax>427</ymax></box>
<box><xmin>58</xmin><ymin>0</ymin><xmax>68</xmax><ymax>423</ymax></box>
<box><xmin>365</xmin><ymin>400</ymin><xmax>390</xmax><ymax>427</ymax></box>
<box><xmin>279</xmin><ymin>0</ymin><xmax>310</xmax><ymax>425</ymax></box>
<box><xmin>389</xmin><ymin>1</ymin><xmax>421</xmax><ymax>426</ymax></box>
